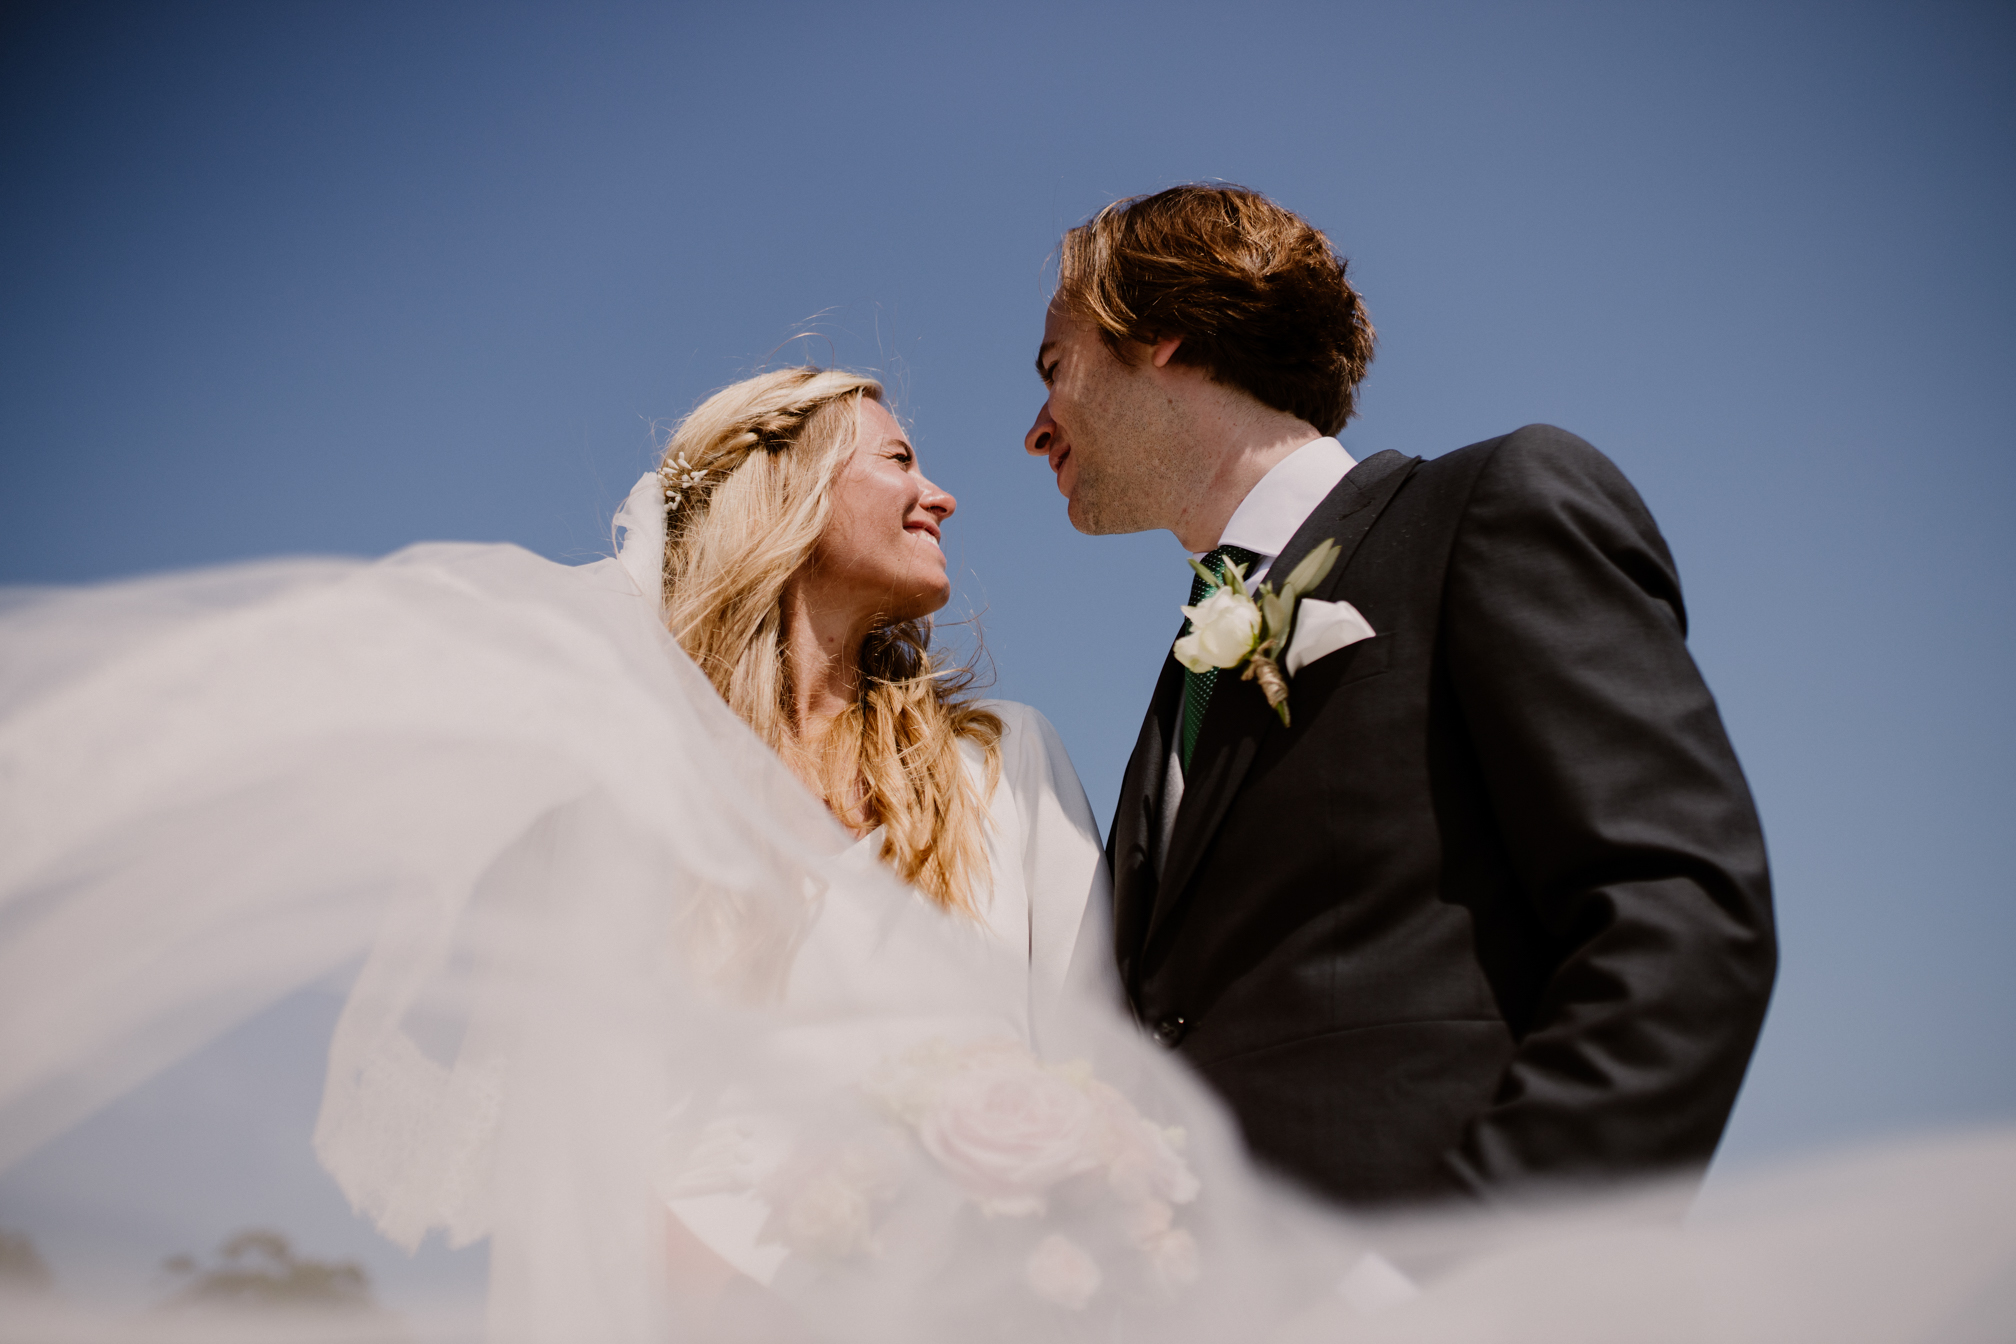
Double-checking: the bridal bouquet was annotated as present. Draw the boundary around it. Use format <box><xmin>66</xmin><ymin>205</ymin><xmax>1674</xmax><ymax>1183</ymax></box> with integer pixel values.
<box><xmin>751</xmin><ymin>1037</ymin><xmax>1202</xmax><ymax>1311</ymax></box>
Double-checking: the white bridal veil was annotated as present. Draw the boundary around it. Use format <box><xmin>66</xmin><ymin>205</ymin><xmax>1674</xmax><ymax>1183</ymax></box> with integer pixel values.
<box><xmin>1</xmin><ymin>475</ymin><xmax>2011</xmax><ymax>1342</ymax></box>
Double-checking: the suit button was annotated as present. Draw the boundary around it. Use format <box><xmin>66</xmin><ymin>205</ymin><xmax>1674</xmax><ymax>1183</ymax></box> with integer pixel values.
<box><xmin>1152</xmin><ymin>1016</ymin><xmax>1187</xmax><ymax>1048</ymax></box>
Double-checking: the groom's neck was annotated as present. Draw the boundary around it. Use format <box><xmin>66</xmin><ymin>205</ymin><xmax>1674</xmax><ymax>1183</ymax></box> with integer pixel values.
<box><xmin>1165</xmin><ymin>396</ymin><xmax>1324</xmax><ymax>552</ymax></box>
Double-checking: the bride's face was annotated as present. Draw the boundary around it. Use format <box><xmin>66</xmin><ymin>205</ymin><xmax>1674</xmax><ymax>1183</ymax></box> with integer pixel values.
<box><xmin>809</xmin><ymin>399</ymin><xmax>956</xmax><ymax>625</ymax></box>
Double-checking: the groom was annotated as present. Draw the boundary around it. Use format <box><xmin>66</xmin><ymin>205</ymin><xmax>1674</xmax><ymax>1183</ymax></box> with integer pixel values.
<box><xmin>1025</xmin><ymin>185</ymin><xmax>1777</xmax><ymax>1205</ymax></box>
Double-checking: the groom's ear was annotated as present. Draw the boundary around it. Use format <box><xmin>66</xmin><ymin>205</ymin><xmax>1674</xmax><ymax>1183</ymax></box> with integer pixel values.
<box><xmin>1150</xmin><ymin>335</ymin><xmax>1184</xmax><ymax>369</ymax></box>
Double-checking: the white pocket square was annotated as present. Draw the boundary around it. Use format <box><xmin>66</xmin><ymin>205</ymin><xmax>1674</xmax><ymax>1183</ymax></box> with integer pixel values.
<box><xmin>1285</xmin><ymin>599</ymin><xmax>1376</xmax><ymax>677</ymax></box>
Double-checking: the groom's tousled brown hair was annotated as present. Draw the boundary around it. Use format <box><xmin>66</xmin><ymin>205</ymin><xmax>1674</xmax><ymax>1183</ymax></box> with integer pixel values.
<box><xmin>1055</xmin><ymin>184</ymin><xmax>1375</xmax><ymax>436</ymax></box>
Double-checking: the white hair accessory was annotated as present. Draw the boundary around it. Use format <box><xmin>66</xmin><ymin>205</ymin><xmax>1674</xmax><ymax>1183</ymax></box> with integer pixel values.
<box><xmin>658</xmin><ymin>452</ymin><xmax>710</xmax><ymax>514</ymax></box>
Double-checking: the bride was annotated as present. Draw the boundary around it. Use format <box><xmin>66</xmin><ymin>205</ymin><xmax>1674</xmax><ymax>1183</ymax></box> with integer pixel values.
<box><xmin>624</xmin><ymin>364</ymin><xmax>1108</xmax><ymax>1305</ymax></box>
<box><xmin>644</xmin><ymin>364</ymin><xmax>1101</xmax><ymax>1013</ymax></box>
<box><xmin>2</xmin><ymin>367</ymin><xmax>2012</xmax><ymax>1343</ymax></box>
<box><xmin>0</xmin><ymin>360</ymin><xmax>1151</xmax><ymax>1339</ymax></box>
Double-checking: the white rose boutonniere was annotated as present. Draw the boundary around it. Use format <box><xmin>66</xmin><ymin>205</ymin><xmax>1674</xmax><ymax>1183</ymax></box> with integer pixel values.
<box><xmin>1171</xmin><ymin>538</ymin><xmax>1357</xmax><ymax>726</ymax></box>
<box><xmin>1172</xmin><ymin>585</ymin><xmax>1263</xmax><ymax>671</ymax></box>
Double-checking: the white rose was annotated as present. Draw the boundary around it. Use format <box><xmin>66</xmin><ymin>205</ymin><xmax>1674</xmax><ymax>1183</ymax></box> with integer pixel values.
<box><xmin>916</xmin><ymin>1054</ymin><xmax>1103</xmax><ymax>1216</ymax></box>
<box><xmin>761</xmin><ymin>1144</ymin><xmax>899</xmax><ymax>1261</ymax></box>
<box><xmin>774</xmin><ymin>1167</ymin><xmax>878</xmax><ymax>1260</ymax></box>
<box><xmin>1124</xmin><ymin>1197</ymin><xmax>1173</xmax><ymax>1241</ymax></box>
<box><xmin>1024</xmin><ymin>1233</ymin><xmax>1102</xmax><ymax>1310</ymax></box>
<box><xmin>1090</xmin><ymin>1081</ymin><xmax>1201</xmax><ymax>1206</ymax></box>
<box><xmin>1142</xmin><ymin>1226</ymin><xmax>1200</xmax><ymax>1288</ymax></box>
<box><xmin>1121</xmin><ymin>1198</ymin><xmax>1201</xmax><ymax>1286</ymax></box>
<box><xmin>1174</xmin><ymin>587</ymin><xmax>1261</xmax><ymax>673</ymax></box>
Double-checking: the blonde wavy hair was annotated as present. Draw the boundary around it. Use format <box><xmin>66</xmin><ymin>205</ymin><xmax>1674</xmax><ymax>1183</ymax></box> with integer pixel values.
<box><xmin>659</xmin><ymin>366</ymin><xmax>1002</xmax><ymax>916</ymax></box>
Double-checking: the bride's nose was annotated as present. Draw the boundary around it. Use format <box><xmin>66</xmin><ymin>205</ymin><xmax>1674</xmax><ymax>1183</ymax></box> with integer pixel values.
<box><xmin>919</xmin><ymin>475</ymin><xmax>955</xmax><ymax>519</ymax></box>
<box><xmin>1025</xmin><ymin>403</ymin><xmax>1056</xmax><ymax>458</ymax></box>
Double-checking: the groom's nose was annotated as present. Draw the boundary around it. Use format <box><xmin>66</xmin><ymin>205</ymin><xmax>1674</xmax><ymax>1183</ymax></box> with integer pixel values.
<box><xmin>1024</xmin><ymin>402</ymin><xmax>1057</xmax><ymax>458</ymax></box>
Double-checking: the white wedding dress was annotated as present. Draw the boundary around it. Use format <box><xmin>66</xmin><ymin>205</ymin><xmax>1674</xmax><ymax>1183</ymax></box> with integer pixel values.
<box><xmin>1</xmin><ymin>474</ymin><xmax>2012</xmax><ymax>1343</ymax></box>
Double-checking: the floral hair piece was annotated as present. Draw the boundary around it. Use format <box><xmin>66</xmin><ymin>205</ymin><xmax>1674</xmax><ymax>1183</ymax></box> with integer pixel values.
<box><xmin>658</xmin><ymin>452</ymin><xmax>710</xmax><ymax>515</ymax></box>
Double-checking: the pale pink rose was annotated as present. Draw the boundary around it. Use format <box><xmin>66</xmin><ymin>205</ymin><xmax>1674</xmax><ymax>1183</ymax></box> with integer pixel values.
<box><xmin>1024</xmin><ymin>1233</ymin><xmax>1102</xmax><ymax>1310</ymax></box>
<box><xmin>916</xmin><ymin>1053</ymin><xmax>1103</xmax><ymax>1216</ymax></box>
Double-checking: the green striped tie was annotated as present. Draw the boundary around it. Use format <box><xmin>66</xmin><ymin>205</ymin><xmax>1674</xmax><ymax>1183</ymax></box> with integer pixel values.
<box><xmin>1179</xmin><ymin>544</ymin><xmax>1261</xmax><ymax>772</ymax></box>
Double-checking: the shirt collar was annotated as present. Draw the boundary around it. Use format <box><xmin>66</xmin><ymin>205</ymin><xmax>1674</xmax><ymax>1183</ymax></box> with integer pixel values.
<box><xmin>1193</xmin><ymin>437</ymin><xmax>1358</xmax><ymax>566</ymax></box>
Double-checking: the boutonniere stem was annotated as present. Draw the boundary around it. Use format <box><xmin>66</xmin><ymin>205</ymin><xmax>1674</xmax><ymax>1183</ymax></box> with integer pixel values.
<box><xmin>1240</xmin><ymin>652</ymin><xmax>1291</xmax><ymax>711</ymax></box>
<box><xmin>1173</xmin><ymin>539</ymin><xmax>1343</xmax><ymax>726</ymax></box>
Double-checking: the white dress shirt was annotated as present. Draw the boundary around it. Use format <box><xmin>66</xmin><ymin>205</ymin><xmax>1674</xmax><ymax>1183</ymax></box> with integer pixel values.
<box><xmin>1158</xmin><ymin>436</ymin><xmax>1358</xmax><ymax>870</ymax></box>
<box><xmin>1189</xmin><ymin>436</ymin><xmax>1358</xmax><ymax>586</ymax></box>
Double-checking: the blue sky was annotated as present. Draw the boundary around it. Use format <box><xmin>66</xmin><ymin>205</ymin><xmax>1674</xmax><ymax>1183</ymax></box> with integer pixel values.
<box><xmin>2</xmin><ymin>0</ymin><xmax>2012</xmax><ymax>1308</ymax></box>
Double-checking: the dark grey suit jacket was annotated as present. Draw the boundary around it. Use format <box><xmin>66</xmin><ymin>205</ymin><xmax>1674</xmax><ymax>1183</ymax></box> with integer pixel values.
<box><xmin>1108</xmin><ymin>426</ymin><xmax>1776</xmax><ymax>1205</ymax></box>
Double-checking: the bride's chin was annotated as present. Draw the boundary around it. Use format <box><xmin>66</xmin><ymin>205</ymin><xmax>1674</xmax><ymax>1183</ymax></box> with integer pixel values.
<box><xmin>911</xmin><ymin>585</ymin><xmax>953</xmax><ymax>623</ymax></box>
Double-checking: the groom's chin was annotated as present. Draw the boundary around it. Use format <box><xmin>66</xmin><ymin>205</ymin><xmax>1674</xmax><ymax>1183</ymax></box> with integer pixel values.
<box><xmin>1064</xmin><ymin>494</ymin><xmax>1100</xmax><ymax>535</ymax></box>
<box><xmin>1066</xmin><ymin>495</ymin><xmax>1132</xmax><ymax>536</ymax></box>
<box><xmin>1063</xmin><ymin>472</ymin><xmax>1132</xmax><ymax>535</ymax></box>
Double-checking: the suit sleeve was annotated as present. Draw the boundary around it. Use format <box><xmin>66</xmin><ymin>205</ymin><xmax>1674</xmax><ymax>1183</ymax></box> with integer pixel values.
<box><xmin>1438</xmin><ymin>426</ymin><xmax>1776</xmax><ymax>1191</ymax></box>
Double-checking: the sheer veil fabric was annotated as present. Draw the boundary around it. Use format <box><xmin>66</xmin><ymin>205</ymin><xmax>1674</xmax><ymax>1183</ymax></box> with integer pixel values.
<box><xmin>1</xmin><ymin>475</ymin><xmax>2011</xmax><ymax>1341</ymax></box>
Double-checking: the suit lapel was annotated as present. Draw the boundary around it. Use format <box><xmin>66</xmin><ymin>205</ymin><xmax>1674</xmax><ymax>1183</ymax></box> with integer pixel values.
<box><xmin>1107</xmin><ymin>655</ymin><xmax>1185</xmax><ymax>987</ymax></box>
<box><xmin>1144</xmin><ymin>450</ymin><xmax>1418</xmax><ymax>953</ymax></box>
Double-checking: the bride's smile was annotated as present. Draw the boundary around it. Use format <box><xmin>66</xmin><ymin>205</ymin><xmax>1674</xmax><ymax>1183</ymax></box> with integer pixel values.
<box><xmin>649</xmin><ymin>368</ymin><xmax>1016</xmax><ymax>906</ymax></box>
<box><xmin>801</xmin><ymin>397</ymin><xmax>957</xmax><ymax>629</ymax></box>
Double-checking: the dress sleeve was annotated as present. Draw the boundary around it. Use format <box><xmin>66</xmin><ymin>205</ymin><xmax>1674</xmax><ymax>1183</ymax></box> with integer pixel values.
<box><xmin>1438</xmin><ymin>426</ymin><xmax>1777</xmax><ymax>1190</ymax></box>
<box><xmin>985</xmin><ymin>702</ymin><xmax>1113</xmax><ymax>1035</ymax></box>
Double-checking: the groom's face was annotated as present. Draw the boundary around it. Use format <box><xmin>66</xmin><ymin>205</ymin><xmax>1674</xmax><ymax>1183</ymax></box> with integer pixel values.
<box><xmin>1024</xmin><ymin>303</ymin><xmax>1193</xmax><ymax>535</ymax></box>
